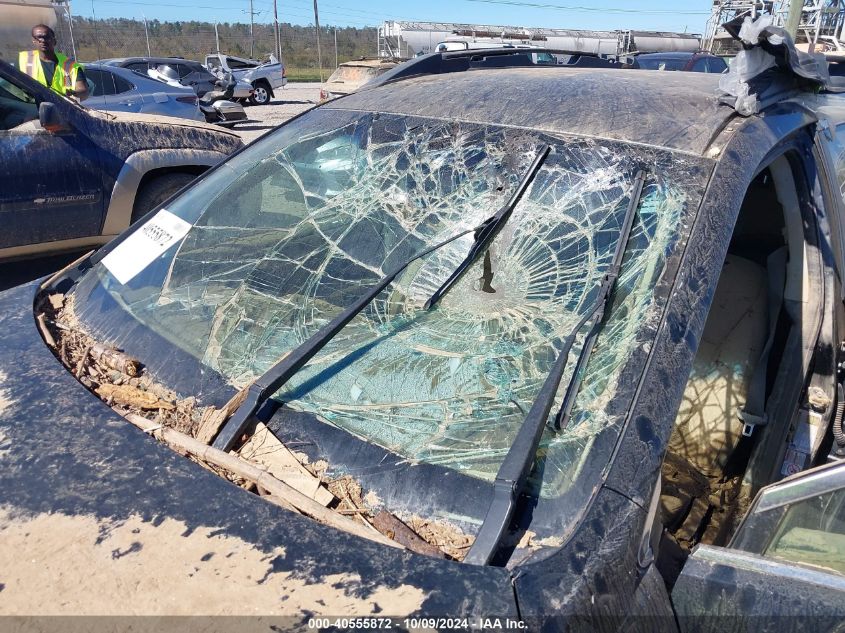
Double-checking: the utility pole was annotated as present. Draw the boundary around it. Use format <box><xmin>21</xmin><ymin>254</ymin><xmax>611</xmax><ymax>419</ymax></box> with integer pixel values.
<box><xmin>250</xmin><ymin>0</ymin><xmax>255</xmax><ymax>58</ymax></box>
<box><xmin>811</xmin><ymin>0</ymin><xmax>824</xmax><ymax>52</ymax></box>
<box><xmin>273</xmin><ymin>0</ymin><xmax>282</xmax><ymax>62</ymax></box>
<box><xmin>313</xmin><ymin>0</ymin><xmax>323</xmax><ymax>81</ymax></box>
<box><xmin>143</xmin><ymin>14</ymin><xmax>151</xmax><ymax>56</ymax></box>
<box><xmin>215</xmin><ymin>22</ymin><xmax>221</xmax><ymax>53</ymax></box>
<box><xmin>785</xmin><ymin>0</ymin><xmax>803</xmax><ymax>39</ymax></box>
<box><xmin>334</xmin><ymin>27</ymin><xmax>338</xmax><ymax>68</ymax></box>
<box><xmin>62</xmin><ymin>1</ymin><xmax>77</xmax><ymax>59</ymax></box>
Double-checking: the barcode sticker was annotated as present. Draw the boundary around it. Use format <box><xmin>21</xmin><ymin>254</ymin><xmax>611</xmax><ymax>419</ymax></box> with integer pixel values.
<box><xmin>101</xmin><ymin>209</ymin><xmax>192</xmax><ymax>285</ymax></box>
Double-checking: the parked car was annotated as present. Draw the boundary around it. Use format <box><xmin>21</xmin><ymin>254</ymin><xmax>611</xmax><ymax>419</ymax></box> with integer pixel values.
<box><xmin>318</xmin><ymin>58</ymin><xmax>399</xmax><ymax>102</ymax></box>
<box><xmin>205</xmin><ymin>53</ymin><xmax>286</xmax><ymax>105</ymax></box>
<box><xmin>3</xmin><ymin>31</ymin><xmax>845</xmax><ymax>628</ymax></box>
<box><xmin>634</xmin><ymin>51</ymin><xmax>728</xmax><ymax>73</ymax></box>
<box><xmin>0</xmin><ymin>60</ymin><xmax>242</xmax><ymax>261</ymax></box>
<box><xmin>81</xmin><ymin>63</ymin><xmax>203</xmax><ymax>122</ymax></box>
<box><xmin>100</xmin><ymin>57</ymin><xmax>254</xmax><ymax>100</ymax></box>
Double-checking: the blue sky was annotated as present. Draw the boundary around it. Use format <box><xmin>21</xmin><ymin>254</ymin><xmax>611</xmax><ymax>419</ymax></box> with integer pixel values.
<box><xmin>81</xmin><ymin>0</ymin><xmax>714</xmax><ymax>34</ymax></box>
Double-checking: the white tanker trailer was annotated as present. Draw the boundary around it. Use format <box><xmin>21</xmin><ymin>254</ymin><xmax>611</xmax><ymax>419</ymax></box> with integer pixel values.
<box><xmin>0</xmin><ymin>0</ymin><xmax>64</xmax><ymax>60</ymax></box>
<box><xmin>378</xmin><ymin>21</ymin><xmax>701</xmax><ymax>58</ymax></box>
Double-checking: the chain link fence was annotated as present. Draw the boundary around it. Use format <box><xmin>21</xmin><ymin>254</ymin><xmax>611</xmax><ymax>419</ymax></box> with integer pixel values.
<box><xmin>4</xmin><ymin>9</ymin><xmax>377</xmax><ymax>80</ymax></box>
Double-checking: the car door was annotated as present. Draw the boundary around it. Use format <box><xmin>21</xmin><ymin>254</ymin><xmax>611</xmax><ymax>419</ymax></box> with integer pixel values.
<box><xmin>672</xmin><ymin>460</ymin><xmax>845</xmax><ymax>632</ymax></box>
<box><xmin>0</xmin><ymin>66</ymin><xmax>104</xmax><ymax>251</ymax></box>
<box><xmin>84</xmin><ymin>67</ymin><xmax>143</xmax><ymax>114</ymax></box>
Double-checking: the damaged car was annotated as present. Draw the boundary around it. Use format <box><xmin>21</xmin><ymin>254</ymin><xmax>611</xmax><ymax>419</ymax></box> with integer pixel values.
<box><xmin>0</xmin><ymin>60</ymin><xmax>242</xmax><ymax>261</ymax></box>
<box><xmin>2</xmin><ymin>18</ymin><xmax>845</xmax><ymax>631</ymax></box>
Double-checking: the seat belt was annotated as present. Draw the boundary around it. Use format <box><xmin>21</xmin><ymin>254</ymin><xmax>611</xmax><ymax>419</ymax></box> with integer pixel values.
<box><xmin>737</xmin><ymin>246</ymin><xmax>788</xmax><ymax>437</ymax></box>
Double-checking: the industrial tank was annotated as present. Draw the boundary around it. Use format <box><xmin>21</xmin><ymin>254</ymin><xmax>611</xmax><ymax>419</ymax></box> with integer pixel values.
<box><xmin>0</xmin><ymin>0</ymin><xmax>60</xmax><ymax>60</ymax></box>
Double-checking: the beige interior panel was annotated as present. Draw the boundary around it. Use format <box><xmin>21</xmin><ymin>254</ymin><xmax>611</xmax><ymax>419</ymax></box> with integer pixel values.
<box><xmin>669</xmin><ymin>254</ymin><xmax>768</xmax><ymax>476</ymax></box>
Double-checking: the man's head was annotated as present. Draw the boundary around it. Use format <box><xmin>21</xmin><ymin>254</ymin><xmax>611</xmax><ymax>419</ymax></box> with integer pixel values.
<box><xmin>31</xmin><ymin>25</ymin><xmax>56</xmax><ymax>55</ymax></box>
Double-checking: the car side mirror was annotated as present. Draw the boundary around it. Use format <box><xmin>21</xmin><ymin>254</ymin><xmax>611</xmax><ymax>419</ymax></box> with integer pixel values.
<box><xmin>39</xmin><ymin>102</ymin><xmax>70</xmax><ymax>133</ymax></box>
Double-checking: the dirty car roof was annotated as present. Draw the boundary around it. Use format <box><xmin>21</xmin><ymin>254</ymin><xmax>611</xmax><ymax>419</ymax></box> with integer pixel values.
<box><xmin>331</xmin><ymin>67</ymin><xmax>731</xmax><ymax>156</ymax></box>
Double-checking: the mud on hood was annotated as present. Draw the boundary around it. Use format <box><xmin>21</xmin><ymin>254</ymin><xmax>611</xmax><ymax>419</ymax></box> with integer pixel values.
<box><xmin>86</xmin><ymin>107</ymin><xmax>241</xmax><ymax>139</ymax></box>
<box><xmin>0</xmin><ymin>281</ymin><xmax>517</xmax><ymax>618</ymax></box>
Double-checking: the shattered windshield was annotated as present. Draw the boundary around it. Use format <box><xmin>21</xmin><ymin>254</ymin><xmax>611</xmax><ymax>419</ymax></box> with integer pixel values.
<box><xmin>77</xmin><ymin>108</ymin><xmax>705</xmax><ymax>498</ymax></box>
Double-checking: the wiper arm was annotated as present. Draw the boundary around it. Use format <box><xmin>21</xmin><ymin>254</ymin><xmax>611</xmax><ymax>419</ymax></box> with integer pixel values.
<box><xmin>210</xmin><ymin>228</ymin><xmax>473</xmax><ymax>452</ymax></box>
<box><xmin>463</xmin><ymin>169</ymin><xmax>646</xmax><ymax>566</ymax></box>
<box><xmin>424</xmin><ymin>145</ymin><xmax>551</xmax><ymax>310</ymax></box>
<box><xmin>211</xmin><ymin>145</ymin><xmax>552</xmax><ymax>453</ymax></box>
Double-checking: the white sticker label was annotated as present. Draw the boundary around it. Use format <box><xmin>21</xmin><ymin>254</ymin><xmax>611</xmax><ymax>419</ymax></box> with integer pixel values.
<box><xmin>101</xmin><ymin>209</ymin><xmax>192</xmax><ymax>285</ymax></box>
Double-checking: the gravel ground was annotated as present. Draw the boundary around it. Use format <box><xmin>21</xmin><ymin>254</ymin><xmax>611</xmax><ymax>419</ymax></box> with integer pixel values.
<box><xmin>234</xmin><ymin>82</ymin><xmax>321</xmax><ymax>143</ymax></box>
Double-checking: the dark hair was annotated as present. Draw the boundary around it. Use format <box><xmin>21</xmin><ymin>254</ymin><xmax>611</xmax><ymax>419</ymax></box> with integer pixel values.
<box><xmin>31</xmin><ymin>24</ymin><xmax>56</xmax><ymax>38</ymax></box>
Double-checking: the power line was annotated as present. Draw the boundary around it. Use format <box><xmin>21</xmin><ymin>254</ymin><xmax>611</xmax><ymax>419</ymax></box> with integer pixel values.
<box><xmin>458</xmin><ymin>0</ymin><xmax>710</xmax><ymax>14</ymax></box>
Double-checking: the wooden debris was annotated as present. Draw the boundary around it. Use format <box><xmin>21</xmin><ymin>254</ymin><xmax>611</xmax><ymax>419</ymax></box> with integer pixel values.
<box><xmin>328</xmin><ymin>475</ymin><xmax>366</xmax><ymax>512</ymax></box>
<box><xmin>89</xmin><ymin>343</ymin><xmax>140</xmax><ymax>376</ymax></box>
<box><xmin>96</xmin><ymin>383</ymin><xmax>175</xmax><ymax>410</ymax></box>
<box><xmin>48</xmin><ymin>294</ymin><xmax>65</xmax><ymax>310</ymax></box>
<box><xmin>516</xmin><ymin>530</ymin><xmax>537</xmax><ymax>550</ymax></box>
<box><xmin>74</xmin><ymin>344</ymin><xmax>92</xmax><ymax>379</ymax></box>
<box><xmin>120</xmin><ymin>411</ymin><xmax>402</xmax><ymax>550</ymax></box>
<box><xmin>373</xmin><ymin>511</ymin><xmax>446</xmax><ymax>558</ymax></box>
<box><xmin>407</xmin><ymin>515</ymin><xmax>474</xmax><ymax>560</ymax></box>
<box><xmin>237</xmin><ymin>422</ymin><xmax>334</xmax><ymax>506</ymax></box>
<box><xmin>41</xmin><ymin>291</ymin><xmax>462</xmax><ymax>559</ymax></box>
<box><xmin>195</xmin><ymin>385</ymin><xmax>251</xmax><ymax>444</ymax></box>
<box><xmin>35</xmin><ymin>313</ymin><xmax>56</xmax><ymax>348</ymax></box>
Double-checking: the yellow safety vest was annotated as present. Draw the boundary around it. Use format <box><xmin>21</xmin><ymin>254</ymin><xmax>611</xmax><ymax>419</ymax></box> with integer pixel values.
<box><xmin>18</xmin><ymin>50</ymin><xmax>81</xmax><ymax>96</ymax></box>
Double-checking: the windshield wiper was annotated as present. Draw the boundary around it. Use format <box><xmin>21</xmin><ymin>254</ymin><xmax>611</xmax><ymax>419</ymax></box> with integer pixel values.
<box><xmin>211</xmin><ymin>146</ymin><xmax>552</xmax><ymax>453</ymax></box>
<box><xmin>424</xmin><ymin>145</ymin><xmax>551</xmax><ymax>309</ymax></box>
<box><xmin>463</xmin><ymin>169</ymin><xmax>647</xmax><ymax>566</ymax></box>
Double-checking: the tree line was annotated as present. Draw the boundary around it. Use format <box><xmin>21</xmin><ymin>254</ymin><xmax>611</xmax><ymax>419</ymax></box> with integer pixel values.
<box><xmin>65</xmin><ymin>17</ymin><xmax>378</xmax><ymax>67</ymax></box>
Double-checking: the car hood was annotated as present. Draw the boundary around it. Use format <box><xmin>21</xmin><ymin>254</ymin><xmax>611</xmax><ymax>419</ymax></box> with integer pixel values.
<box><xmin>86</xmin><ymin>108</ymin><xmax>240</xmax><ymax>139</ymax></box>
<box><xmin>0</xmin><ymin>281</ymin><xmax>517</xmax><ymax>617</ymax></box>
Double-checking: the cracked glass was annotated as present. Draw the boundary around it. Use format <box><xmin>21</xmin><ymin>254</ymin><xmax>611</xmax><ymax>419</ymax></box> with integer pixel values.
<box><xmin>84</xmin><ymin>108</ymin><xmax>702</xmax><ymax>497</ymax></box>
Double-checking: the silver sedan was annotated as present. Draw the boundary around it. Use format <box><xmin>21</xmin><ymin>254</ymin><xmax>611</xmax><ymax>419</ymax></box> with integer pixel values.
<box><xmin>82</xmin><ymin>63</ymin><xmax>204</xmax><ymax>122</ymax></box>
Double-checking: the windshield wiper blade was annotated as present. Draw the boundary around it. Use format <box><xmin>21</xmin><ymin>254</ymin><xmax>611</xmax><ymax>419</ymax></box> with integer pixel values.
<box><xmin>210</xmin><ymin>228</ymin><xmax>473</xmax><ymax>452</ymax></box>
<box><xmin>423</xmin><ymin>145</ymin><xmax>551</xmax><ymax>310</ymax></box>
<box><xmin>211</xmin><ymin>146</ymin><xmax>552</xmax><ymax>453</ymax></box>
<box><xmin>463</xmin><ymin>169</ymin><xmax>647</xmax><ymax>566</ymax></box>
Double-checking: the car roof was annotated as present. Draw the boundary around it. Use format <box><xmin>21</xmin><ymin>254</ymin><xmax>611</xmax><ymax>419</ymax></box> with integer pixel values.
<box><xmin>85</xmin><ymin>62</ymin><xmax>195</xmax><ymax>91</ymax></box>
<box><xmin>637</xmin><ymin>52</ymin><xmax>703</xmax><ymax>60</ymax></box>
<box><xmin>331</xmin><ymin>67</ymin><xmax>731</xmax><ymax>156</ymax></box>
<box><xmin>102</xmin><ymin>57</ymin><xmax>201</xmax><ymax>65</ymax></box>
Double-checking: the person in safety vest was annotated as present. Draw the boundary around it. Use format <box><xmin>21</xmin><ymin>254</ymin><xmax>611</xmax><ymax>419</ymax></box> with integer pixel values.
<box><xmin>18</xmin><ymin>24</ymin><xmax>88</xmax><ymax>100</ymax></box>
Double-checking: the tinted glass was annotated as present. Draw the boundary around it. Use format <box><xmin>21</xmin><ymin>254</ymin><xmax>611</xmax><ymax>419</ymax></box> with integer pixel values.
<box><xmin>765</xmin><ymin>487</ymin><xmax>845</xmax><ymax>575</ymax></box>
<box><xmin>0</xmin><ymin>76</ymin><xmax>38</xmax><ymax>130</ymax></box>
<box><xmin>638</xmin><ymin>57</ymin><xmax>687</xmax><ymax>71</ymax></box>
<box><xmin>85</xmin><ymin>68</ymin><xmax>113</xmax><ymax>96</ymax></box>
<box><xmin>87</xmin><ymin>69</ymin><xmax>134</xmax><ymax>96</ymax></box>
<box><xmin>125</xmin><ymin>62</ymin><xmax>150</xmax><ymax>74</ymax></box>
<box><xmin>691</xmin><ymin>58</ymin><xmax>709</xmax><ymax>72</ymax></box>
<box><xmin>111</xmin><ymin>73</ymin><xmax>133</xmax><ymax>94</ymax></box>
<box><xmin>710</xmin><ymin>57</ymin><xmax>728</xmax><ymax>73</ymax></box>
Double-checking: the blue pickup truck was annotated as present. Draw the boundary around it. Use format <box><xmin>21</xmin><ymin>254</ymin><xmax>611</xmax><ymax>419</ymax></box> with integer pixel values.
<box><xmin>0</xmin><ymin>59</ymin><xmax>242</xmax><ymax>260</ymax></box>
